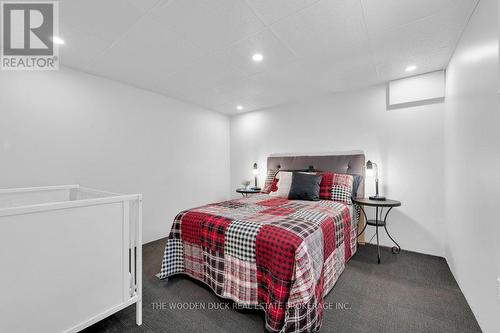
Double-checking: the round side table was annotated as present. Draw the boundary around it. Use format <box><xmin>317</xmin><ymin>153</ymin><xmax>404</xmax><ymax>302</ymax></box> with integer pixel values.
<box><xmin>353</xmin><ymin>197</ymin><xmax>402</xmax><ymax>264</ymax></box>
<box><xmin>236</xmin><ymin>188</ymin><xmax>261</xmax><ymax>198</ymax></box>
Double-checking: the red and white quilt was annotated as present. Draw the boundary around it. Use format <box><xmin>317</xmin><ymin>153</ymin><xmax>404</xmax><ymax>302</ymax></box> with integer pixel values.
<box><xmin>160</xmin><ymin>194</ymin><xmax>358</xmax><ymax>333</ymax></box>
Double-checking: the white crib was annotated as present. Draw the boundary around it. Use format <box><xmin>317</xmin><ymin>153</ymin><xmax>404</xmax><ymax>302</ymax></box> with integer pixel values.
<box><xmin>0</xmin><ymin>185</ymin><xmax>142</xmax><ymax>333</ymax></box>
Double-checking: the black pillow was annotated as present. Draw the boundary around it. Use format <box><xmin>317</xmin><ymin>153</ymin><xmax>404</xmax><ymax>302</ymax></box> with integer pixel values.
<box><xmin>288</xmin><ymin>172</ymin><xmax>323</xmax><ymax>201</ymax></box>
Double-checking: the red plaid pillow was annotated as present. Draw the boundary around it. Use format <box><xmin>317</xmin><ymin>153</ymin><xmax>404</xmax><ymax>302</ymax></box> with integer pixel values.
<box><xmin>317</xmin><ymin>172</ymin><xmax>354</xmax><ymax>204</ymax></box>
<box><xmin>318</xmin><ymin>172</ymin><xmax>334</xmax><ymax>199</ymax></box>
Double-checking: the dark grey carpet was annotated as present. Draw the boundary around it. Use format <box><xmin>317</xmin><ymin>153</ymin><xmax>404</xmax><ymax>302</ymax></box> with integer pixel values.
<box><xmin>83</xmin><ymin>239</ymin><xmax>481</xmax><ymax>333</ymax></box>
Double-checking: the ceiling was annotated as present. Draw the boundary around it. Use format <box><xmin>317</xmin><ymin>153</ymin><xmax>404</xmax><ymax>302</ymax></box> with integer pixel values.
<box><xmin>58</xmin><ymin>0</ymin><xmax>479</xmax><ymax>114</ymax></box>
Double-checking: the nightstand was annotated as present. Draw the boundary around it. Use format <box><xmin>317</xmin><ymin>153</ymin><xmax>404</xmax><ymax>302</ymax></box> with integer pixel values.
<box><xmin>353</xmin><ymin>197</ymin><xmax>402</xmax><ymax>264</ymax></box>
<box><xmin>236</xmin><ymin>188</ymin><xmax>261</xmax><ymax>198</ymax></box>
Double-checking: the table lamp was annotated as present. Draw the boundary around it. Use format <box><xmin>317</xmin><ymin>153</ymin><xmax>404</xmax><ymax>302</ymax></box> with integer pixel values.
<box><xmin>252</xmin><ymin>163</ymin><xmax>260</xmax><ymax>190</ymax></box>
<box><xmin>366</xmin><ymin>160</ymin><xmax>386</xmax><ymax>201</ymax></box>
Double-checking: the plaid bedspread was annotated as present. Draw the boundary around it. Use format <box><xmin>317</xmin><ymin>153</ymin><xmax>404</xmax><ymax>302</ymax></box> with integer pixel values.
<box><xmin>160</xmin><ymin>194</ymin><xmax>358</xmax><ymax>333</ymax></box>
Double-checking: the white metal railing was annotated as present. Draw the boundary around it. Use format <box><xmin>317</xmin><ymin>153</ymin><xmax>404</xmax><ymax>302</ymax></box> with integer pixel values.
<box><xmin>0</xmin><ymin>185</ymin><xmax>143</xmax><ymax>331</ymax></box>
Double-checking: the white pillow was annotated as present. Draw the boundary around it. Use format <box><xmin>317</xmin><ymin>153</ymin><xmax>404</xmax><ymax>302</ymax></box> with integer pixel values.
<box><xmin>269</xmin><ymin>171</ymin><xmax>293</xmax><ymax>197</ymax></box>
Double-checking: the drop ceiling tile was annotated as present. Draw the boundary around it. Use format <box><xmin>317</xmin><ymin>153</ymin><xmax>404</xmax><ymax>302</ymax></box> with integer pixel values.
<box><xmin>85</xmin><ymin>18</ymin><xmax>202</xmax><ymax>78</ymax></box>
<box><xmin>150</xmin><ymin>0</ymin><xmax>265</xmax><ymax>51</ymax></box>
<box><xmin>238</xmin><ymin>39</ymin><xmax>375</xmax><ymax>93</ymax></box>
<box><xmin>213</xmin><ymin>77</ymin><xmax>272</xmax><ymax>105</ymax></box>
<box><xmin>212</xmin><ymin>29</ymin><xmax>297</xmax><ymax>76</ymax></box>
<box><xmin>59</xmin><ymin>24</ymin><xmax>111</xmax><ymax>69</ymax></box>
<box><xmin>159</xmin><ymin>55</ymin><xmax>247</xmax><ymax>92</ymax></box>
<box><xmin>270</xmin><ymin>0</ymin><xmax>368</xmax><ymax>58</ymax></box>
<box><xmin>246</xmin><ymin>0</ymin><xmax>321</xmax><ymax>25</ymax></box>
<box><xmin>361</xmin><ymin>0</ymin><xmax>453</xmax><ymax>35</ymax></box>
<box><xmin>253</xmin><ymin>63</ymin><xmax>329</xmax><ymax>97</ymax></box>
<box><xmin>327</xmin><ymin>64</ymin><xmax>380</xmax><ymax>92</ymax></box>
<box><xmin>60</xmin><ymin>0</ymin><xmax>144</xmax><ymax>42</ymax></box>
<box><xmin>368</xmin><ymin>0</ymin><xmax>478</xmax><ymax>65</ymax></box>
<box><xmin>439</xmin><ymin>0</ymin><xmax>479</xmax><ymax>30</ymax></box>
<box><xmin>370</xmin><ymin>12</ymin><xmax>460</xmax><ymax>66</ymax></box>
<box><xmin>213</xmin><ymin>66</ymin><xmax>323</xmax><ymax>111</ymax></box>
<box><xmin>84</xmin><ymin>21</ymin><xmax>205</xmax><ymax>94</ymax></box>
<box><xmin>305</xmin><ymin>55</ymin><xmax>378</xmax><ymax>91</ymax></box>
<box><xmin>148</xmin><ymin>54</ymin><xmax>250</xmax><ymax>112</ymax></box>
<box><xmin>125</xmin><ymin>0</ymin><xmax>165</xmax><ymax>13</ymax></box>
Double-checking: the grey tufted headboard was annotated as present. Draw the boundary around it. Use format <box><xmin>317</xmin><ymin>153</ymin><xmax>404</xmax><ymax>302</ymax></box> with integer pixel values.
<box><xmin>266</xmin><ymin>153</ymin><xmax>365</xmax><ymax>198</ymax></box>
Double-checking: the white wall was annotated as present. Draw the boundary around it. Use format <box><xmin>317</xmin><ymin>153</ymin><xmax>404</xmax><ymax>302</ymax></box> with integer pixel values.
<box><xmin>230</xmin><ymin>84</ymin><xmax>446</xmax><ymax>256</ymax></box>
<box><xmin>0</xmin><ymin>68</ymin><xmax>230</xmax><ymax>243</ymax></box>
<box><xmin>444</xmin><ymin>0</ymin><xmax>500</xmax><ymax>331</ymax></box>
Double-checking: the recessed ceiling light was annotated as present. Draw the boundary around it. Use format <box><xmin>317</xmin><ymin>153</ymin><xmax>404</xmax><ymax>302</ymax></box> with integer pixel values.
<box><xmin>252</xmin><ymin>53</ymin><xmax>264</xmax><ymax>62</ymax></box>
<box><xmin>236</xmin><ymin>105</ymin><xmax>244</xmax><ymax>111</ymax></box>
<box><xmin>52</xmin><ymin>36</ymin><xmax>65</xmax><ymax>45</ymax></box>
<box><xmin>405</xmin><ymin>65</ymin><xmax>417</xmax><ymax>72</ymax></box>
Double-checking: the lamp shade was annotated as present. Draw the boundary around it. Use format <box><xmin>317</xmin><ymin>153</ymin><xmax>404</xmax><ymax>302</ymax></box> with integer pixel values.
<box><xmin>366</xmin><ymin>160</ymin><xmax>375</xmax><ymax>177</ymax></box>
<box><xmin>252</xmin><ymin>163</ymin><xmax>258</xmax><ymax>175</ymax></box>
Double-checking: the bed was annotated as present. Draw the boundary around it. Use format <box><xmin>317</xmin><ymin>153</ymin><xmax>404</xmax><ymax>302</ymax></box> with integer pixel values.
<box><xmin>0</xmin><ymin>185</ymin><xmax>142</xmax><ymax>333</ymax></box>
<box><xmin>160</xmin><ymin>154</ymin><xmax>365</xmax><ymax>332</ymax></box>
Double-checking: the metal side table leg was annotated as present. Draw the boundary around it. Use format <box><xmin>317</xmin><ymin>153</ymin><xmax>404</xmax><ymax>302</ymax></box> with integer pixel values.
<box><xmin>376</xmin><ymin>206</ymin><xmax>380</xmax><ymax>264</ymax></box>
<box><xmin>356</xmin><ymin>206</ymin><xmax>368</xmax><ymax>237</ymax></box>
<box><xmin>382</xmin><ymin>207</ymin><xmax>401</xmax><ymax>254</ymax></box>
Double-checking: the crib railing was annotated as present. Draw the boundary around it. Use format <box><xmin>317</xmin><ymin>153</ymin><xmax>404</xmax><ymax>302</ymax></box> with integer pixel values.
<box><xmin>0</xmin><ymin>185</ymin><xmax>142</xmax><ymax>333</ymax></box>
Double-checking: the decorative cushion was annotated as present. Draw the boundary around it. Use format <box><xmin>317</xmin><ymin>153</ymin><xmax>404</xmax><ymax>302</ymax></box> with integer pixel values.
<box><xmin>331</xmin><ymin>185</ymin><xmax>352</xmax><ymax>204</ymax></box>
<box><xmin>317</xmin><ymin>172</ymin><xmax>354</xmax><ymax>204</ymax></box>
<box><xmin>261</xmin><ymin>169</ymin><xmax>279</xmax><ymax>193</ymax></box>
<box><xmin>269</xmin><ymin>171</ymin><xmax>293</xmax><ymax>198</ymax></box>
<box><xmin>288</xmin><ymin>172</ymin><xmax>323</xmax><ymax>201</ymax></box>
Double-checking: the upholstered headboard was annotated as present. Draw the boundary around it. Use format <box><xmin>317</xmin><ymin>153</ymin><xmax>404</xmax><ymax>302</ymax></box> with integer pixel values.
<box><xmin>267</xmin><ymin>153</ymin><xmax>365</xmax><ymax>198</ymax></box>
